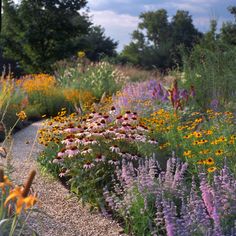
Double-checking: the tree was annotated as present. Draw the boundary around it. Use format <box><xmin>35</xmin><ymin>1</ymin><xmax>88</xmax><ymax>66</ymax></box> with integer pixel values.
<box><xmin>82</xmin><ymin>26</ymin><xmax>118</xmax><ymax>61</ymax></box>
<box><xmin>220</xmin><ymin>6</ymin><xmax>236</xmax><ymax>45</ymax></box>
<box><xmin>122</xmin><ymin>9</ymin><xmax>201</xmax><ymax>71</ymax></box>
<box><xmin>1</xmin><ymin>0</ymin><xmax>90</xmax><ymax>73</ymax></box>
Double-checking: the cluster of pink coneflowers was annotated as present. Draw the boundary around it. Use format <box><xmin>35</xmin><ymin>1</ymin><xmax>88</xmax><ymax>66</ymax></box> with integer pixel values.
<box><xmin>52</xmin><ymin>107</ymin><xmax>158</xmax><ymax>174</ymax></box>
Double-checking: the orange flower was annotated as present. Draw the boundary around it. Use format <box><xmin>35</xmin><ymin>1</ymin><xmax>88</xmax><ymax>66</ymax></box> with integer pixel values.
<box><xmin>4</xmin><ymin>170</ymin><xmax>37</xmax><ymax>214</ymax></box>
<box><xmin>0</xmin><ymin>169</ymin><xmax>12</xmax><ymax>193</ymax></box>
<box><xmin>16</xmin><ymin>111</ymin><xmax>27</xmax><ymax>120</ymax></box>
<box><xmin>207</xmin><ymin>167</ymin><xmax>217</xmax><ymax>173</ymax></box>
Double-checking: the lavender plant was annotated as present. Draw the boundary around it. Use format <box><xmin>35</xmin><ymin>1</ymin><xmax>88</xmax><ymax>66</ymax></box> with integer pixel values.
<box><xmin>104</xmin><ymin>157</ymin><xmax>236</xmax><ymax>236</ymax></box>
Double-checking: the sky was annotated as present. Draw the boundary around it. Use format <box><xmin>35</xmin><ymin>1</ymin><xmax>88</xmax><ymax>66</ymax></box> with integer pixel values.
<box><xmin>86</xmin><ymin>0</ymin><xmax>236</xmax><ymax>51</ymax></box>
<box><xmin>13</xmin><ymin>0</ymin><xmax>236</xmax><ymax>51</ymax></box>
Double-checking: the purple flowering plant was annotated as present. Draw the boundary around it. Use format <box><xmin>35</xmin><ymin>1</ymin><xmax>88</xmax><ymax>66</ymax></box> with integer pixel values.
<box><xmin>104</xmin><ymin>156</ymin><xmax>236</xmax><ymax>236</ymax></box>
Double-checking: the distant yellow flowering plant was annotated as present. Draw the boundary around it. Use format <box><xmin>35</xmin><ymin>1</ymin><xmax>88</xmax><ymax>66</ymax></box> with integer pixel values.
<box><xmin>78</xmin><ymin>51</ymin><xmax>86</xmax><ymax>58</ymax></box>
<box><xmin>20</xmin><ymin>74</ymin><xmax>56</xmax><ymax>94</ymax></box>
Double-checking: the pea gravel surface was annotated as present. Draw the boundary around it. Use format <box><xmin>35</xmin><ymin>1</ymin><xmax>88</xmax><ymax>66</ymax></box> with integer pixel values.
<box><xmin>5</xmin><ymin>121</ymin><xmax>125</xmax><ymax>236</ymax></box>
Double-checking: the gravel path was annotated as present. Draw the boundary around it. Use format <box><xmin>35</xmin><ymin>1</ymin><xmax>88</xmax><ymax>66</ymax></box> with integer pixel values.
<box><xmin>4</xmin><ymin>121</ymin><xmax>124</xmax><ymax>236</ymax></box>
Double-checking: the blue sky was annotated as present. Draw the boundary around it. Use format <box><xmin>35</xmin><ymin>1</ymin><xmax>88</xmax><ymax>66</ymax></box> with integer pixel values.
<box><xmin>86</xmin><ymin>0</ymin><xmax>236</xmax><ymax>51</ymax></box>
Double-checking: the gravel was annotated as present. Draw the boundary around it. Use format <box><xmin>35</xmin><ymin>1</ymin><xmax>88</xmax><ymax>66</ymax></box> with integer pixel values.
<box><xmin>2</xmin><ymin>121</ymin><xmax>125</xmax><ymax>236</ymax></box>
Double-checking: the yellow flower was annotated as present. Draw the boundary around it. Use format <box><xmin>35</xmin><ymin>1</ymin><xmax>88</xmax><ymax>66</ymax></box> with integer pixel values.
<box><xmin>4</xmin><ymin>170</ymin><xmax>37</xmax><ymax>214</ymax></box>
<box><xmin>229</xmin><ymin>139</ymin><xmax>235</xmax><ymax>145</ymax></box>
<box><xmin>207</xmin><ymin>167</ymin><xmax>217</xmax><ymax>173</ymax></box>
<box><xmin>16</xmin><ymin>111</ymin><xmax>27</xmax><ymax>120</ymax></box>
<box><xmin>183</xmin><ymin>134</ymin><xmax>191</xmax><ymax>139</ymax></box>
<box><xmin>183</xmin><ymin>150</ymin><xmax>192</xmax><ymax>156</ymax></box>
<box><xmin>193</xmin><ymin>131</ymin><xmax>202</xmax><ymax>138</ymax></box>
<box><xmin>215</xmin><ymin>149</ymin><xmax>223</xmax><ymax>156</ymax></box>
<box><xmin>199</xmin><ymin>149</ymin><xmax>210</xmax><ymax>155</ymax></box>
<box><xmin>205</xmin><ymin>157</ymin><xmax>214</xmax><ymax>165</ymax></box>
<box><xmin>197</xmin><ymin>160</ymin><xmax>205</xmax><ymax>164</ymax></box>
<box><xmin>78</xmin><ymin>51</ymin><xmax>86</xmax><ymax>58</ymax></box>
<box><xmin>205</xmin><ymin>130</ymin><xmax>213</xmax><ymax>135</ymax></box>
<box><xmin>21</xmin><ymin>74</ymin><xmax>56</xmax><ymax>93</ymax></box>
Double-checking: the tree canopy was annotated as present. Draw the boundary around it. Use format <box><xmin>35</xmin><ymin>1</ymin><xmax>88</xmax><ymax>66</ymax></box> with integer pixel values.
<box><xmin>0</xmin><ymin>0</ymin><xmax>117</xmax><ymax>73</ymax></box>
<box><xmin>121</xmin><ymin>9</ymin><xmax>202</xmax><ymax>71</ymax></box>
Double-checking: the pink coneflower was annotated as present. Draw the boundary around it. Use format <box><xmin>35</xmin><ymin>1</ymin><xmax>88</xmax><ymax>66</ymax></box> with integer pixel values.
<box><xmin>115</xmin><ymin>115</ymin><xmax>123</xmax><ymax>124</ymax></box>
<box><xmin>65</xmin><ymin>146</ymin><xmax>80</xmax><ymax>157</ymax></box>
<box><xmin>75</xmin><ymin>131</ymin><xmax>84</xmax><ymax>137</ymax></box>
<box><xmin>59</xmin><ymin>169</ymin><xmax>70</xmax><ymax>177</ymax></box>
<box><xmin>109</xmin><ymin>106</ymin><xmax>116</xmax><ymax>115</ymax></box>
<box><xmin>148</xmin><ymin>139</ymin><xmax>158</xmax><ymax>144</ymax></box>
<box><xmin>114</xmin><ymin>133</ymin><xmax>126</xmax><ymax>140</ymax></box>
<box><xmin>134</xmin><ymin>134</ymin><xmax>146</xmax><ymax>142</ymax></box>
<box><xmin>83</xmin><ymin>162</ymin><xmax>95</xmax><ymax>169</ymax></box>
<box><xmin>108</xmin><ymin>159</ymin><xmax>120</xmax><ymax>165</ymax></box>
<box><xmin>95</xmin><ymin>154</ymin><xmax>106</xmax><ymax>162</ymax></box>
<box><xmin>64</xmin><ymin>127</ymin><xmax>80</xmax><ymax>133</ymax></box>
<box><xmin>109</xmin><ymin>145</ymin><xmax>120</xmax><ymax>153</ymax></box>
<box><xmin>52</xmin><ymin>156</ymin><xmax>64</xmax><ymax>164</ymax></box>
<box><xmin>124</xmin><ymin>110</ymin><xmax>132</xmax><ymax>118</ymax></box>
<box><xmin>103</xmin><ymin>115</ymin><xmax>109</xmax><ymax>120</ymax></box>
<box><xmin>57</xmin><ymin>148</ymin><xmax>67</xmax><ymax>157</ymax></box>
<box><xmin>81</xmin><ymin>147</ymin><xmax>93</xmax><ymax>155</ymax></box>
<box><xmin>62</xmin><ymin>138</ymin><xmax>75</xmax><ymax>146</ymax></box>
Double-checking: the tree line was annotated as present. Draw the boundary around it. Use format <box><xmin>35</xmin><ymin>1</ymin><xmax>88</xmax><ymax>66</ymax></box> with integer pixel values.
<box><xmin>0</xmin><ymin>1</ymin><xmax>235</xmax><ymax>73</ymax></box>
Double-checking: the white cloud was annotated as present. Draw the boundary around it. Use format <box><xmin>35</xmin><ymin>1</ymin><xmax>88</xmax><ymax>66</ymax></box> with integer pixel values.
<box><xmin>88</xmin><ymin>0</ymin><xmax>107</xmax><ymax>8</ymax></box>
<box><xmin>89</xmin><ymin>10</ymin><xmax>139</xmax><ymax>51</ymax></box>
<box><xmin>172</xmin><ymin>3</ymin><xmax>207</xmax><ymax>13</ymax></box>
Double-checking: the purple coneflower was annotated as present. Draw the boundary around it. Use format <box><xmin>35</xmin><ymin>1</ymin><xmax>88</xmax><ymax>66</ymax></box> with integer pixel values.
<box><xmin>83</xmin><ymin>162</ymin><xmax>95</xmax><ymax>169</ymax></box>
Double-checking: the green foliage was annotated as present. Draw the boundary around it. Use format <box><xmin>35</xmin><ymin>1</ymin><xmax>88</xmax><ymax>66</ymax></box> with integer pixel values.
<box><xmin>122</xmin><ymin>9</ymin><xmax>201</xmax><ymax>71</ymax></box>
<box><xmin>79</xmin><ymin>62</ymin><xmax>126</xmax><ymax>100</ymax></box>
<box><xmin>220</xmin><ymin>6</ymin><xmax>236</xmax><ymax>45</ymax></box>
<box><xmin>122</xmin><ymin>189</ymin><xmax>156</xmax><ymax>236</ymax></box>
<box><xmin>82</xmin><ymin>26</ymin><xmax>118</xmax><ymax>62</ymax></box>
<box><xmin>26</xmin><ymin>90</ymin><xmax>73</xmax><ymax>118</ymax></box>
<box><xmin>182</xmin><ymin>40</ymin><xmax>236</xmax><ymax>111</ymax></box>
<box><xmin>1</xmin><ymin>0</ymin><xmax>90</xmax><ymax>73</ymax></box>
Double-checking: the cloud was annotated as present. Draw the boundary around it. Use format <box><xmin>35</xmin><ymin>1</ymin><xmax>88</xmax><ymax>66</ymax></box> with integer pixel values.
<box><xmin>89</xmin><ymin>10</ymin><xmax>139</xmax><ymax>51</ymax></box>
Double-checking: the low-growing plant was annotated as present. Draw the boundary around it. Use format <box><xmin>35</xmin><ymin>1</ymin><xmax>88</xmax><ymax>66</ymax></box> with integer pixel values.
<box><xmin>38</xmin><ymin>108</ymin><xmax>158</xmax><ymax>207</ymax></box>
<box><xmin>104</xmin><ymin>157</ymin><xmax>236</xmax><ymax>236</ymax></box>
<box><xmin>144</xmin><ymin>109</ymin><xmax>236</xmax><ymax>173</ymax></box>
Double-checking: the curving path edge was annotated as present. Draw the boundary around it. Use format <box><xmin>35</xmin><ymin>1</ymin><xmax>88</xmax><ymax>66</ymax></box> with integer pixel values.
<box><xmin>7</xmin><ymin>121</ymin><xmax>124</xmax><ymax>236</ymax></box>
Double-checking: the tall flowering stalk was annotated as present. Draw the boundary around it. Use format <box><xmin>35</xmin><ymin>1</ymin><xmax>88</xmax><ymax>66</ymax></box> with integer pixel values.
<box><xmin>104</xmin><ymin>157</ymin><xmax>236</xmax><ymax>236</ymax></box>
